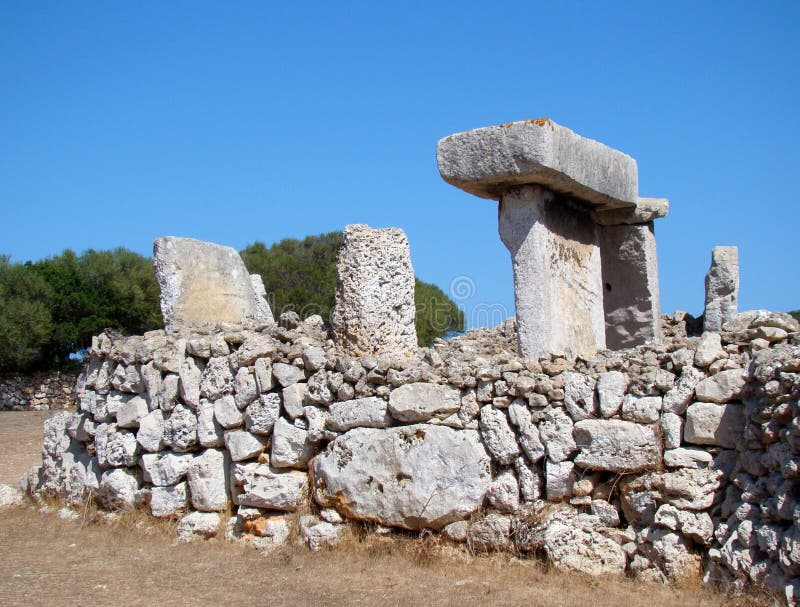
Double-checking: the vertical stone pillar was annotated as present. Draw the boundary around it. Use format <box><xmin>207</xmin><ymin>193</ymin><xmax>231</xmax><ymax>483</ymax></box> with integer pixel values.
<box><xmin>598</xmin><ymin>222</ymin><xmax>661</xmax><ymax>349</ymax></box>
<box><xmin>498</xmin><ymin>185</ymin><xmax>605</xmax><ymax>359</ymax></box>
<box><xmin>704</xmin><ymin>246</ymin><xmax>739</xmax><ymax>332</ymax></box>
<box><xmin>331</xmin><ymin>224</ymin><xmax>418</xmax><ymax>357</ymax></box>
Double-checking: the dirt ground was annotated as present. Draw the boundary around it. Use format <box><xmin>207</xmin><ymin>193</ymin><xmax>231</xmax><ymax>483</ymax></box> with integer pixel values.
<box><xmin>0</xmin><ymin>411</ymin><xmax>769</xmax><ymax>607</ymax></box>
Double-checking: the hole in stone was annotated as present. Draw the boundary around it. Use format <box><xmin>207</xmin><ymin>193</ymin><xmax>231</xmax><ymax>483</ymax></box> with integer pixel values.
<box><xmin>605</xmin><ymin>282</ymin><xmax>612</xmax><ymax>292</ymax></box>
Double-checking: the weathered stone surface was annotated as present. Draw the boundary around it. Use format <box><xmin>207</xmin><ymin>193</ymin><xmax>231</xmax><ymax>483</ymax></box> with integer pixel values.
<box><xmin>224</xmin><ymin>429</ymin><xmax>267</xmax><ymax>462</ymax></box>
<box><xmin>663</xmin><ymin>447</ymin><xmax>713</xmax><ymax>469</ymax></box>
<box><xmin>694</xmin><ymin>332</ymin><xmax>726</xmax><ymax>368</ymax></box>
<box><xmin>116</xmin><ymin>395</ymin><xmax>148</xmax><ymax>428</ymax></box>
<box><xmin>487</xmin><ymin>469</ymin><xmax>520</xmax><ymax>512</ymax></box>
<box><xmin>468</xmin><ymin>513</ymin><xmax>512</xmax><ymax>551</ymax></box>
<box><xmin>684</xmin><ymin>402</ymin><xmax>745</xmax><ymax>448</ymax></box>
<box><xmin>231</xmin><ymin>462</ymin><xmax>308</xmax><ymax>511</ymax></box>
<box><xmin>299</xmin><ymin>515</ymin><xmax>345</xmax><ymax>551</ymax></box>
<box><xmin>200</xmin><ymin>357</ymin><xmax>233</xmax><ymax>400</ymax></box>
<box><xmin>542</xmin><ymin>509</ymin><xmax>627</xmax><ymax>576</ymax></box>
<box><xmin>499</xmin><ymin>185</ymin><xmax>605</xmax><ymax>359</ymax></box>
<box><xmin>388</xmin><ymin>383</ymin><xmax>461</xmax><ymax>422</ymax></box>
<box><xmin>96</xmin><ymin>468</ymin><xmax>139</xmax><ymax>510</ymax></box>
<box><xmin>507</xmin><ymin>400</ymin><xmax>545</xmax><ymax>462</ymax></box>
<box><xmin>327</xmin><ymin>396</ymin><xmax>391</xmax><ymax>432</ymax></box>
<box><xmin>136</xmin><ymin>409</ymin><xmax>165</xmax><ymax>452</ymax></box>
<box><xmin>660</xmin><ymin>412</ymin><xmax>682</xmax><ymax>450</ymax></box>
<box><xmin>622</xmin><ymin>468</ymin><xmax>723</xmax><ymax>512</ymax></box>
<box><xmin>236</xmin><ymin>335</ymin><xmax>276</xmax><ymax>367</ymax></box>
<box><xmin>270</xmin><ymin>418</ymin><xmax>315</xmax><ymax>469</ymax></box>
<box><xmin>593</xmin><ymin>197</ymin><xmax>669</xmax><ymax>226</ymax></box>
<box><xmin>162</xmin><ymin>404</ymin><xmax>198</xmax><ymax>453</ymax></box>
<box><xmin>563</xmin><ymin>372</ymin><xmax>597</xmax><ymax>421</ymax></box>
<box><xmin>621</xmin><ymin>395</ymin><xmax>662</xmax><ymax>423</ymax></box>
<box><xmin>573</xmin><ymin>419</ymin><xmax>661</xmax><ymax>472</ymax></box>
<box><xmin>478</xmin><ymin>405</ymin><xmax>519</xmax><ymax>465</ymax></box>
<box><xmin>694</xmin><ymin>369</ymin><xmax>746</xmax><ymax>403</ymax></box>
<box><xmin>662</xmin><ymin>366</ymin><xmax>704</xmax><ymax>415</ymax></box>
<box><xmin>150</xmin><ymin>482</ymin><xmax>188</xmax><ymax>517</ymax></box>
<box><xmin>331</xmin><ymin>224</ymin><xmax>418</xmax><ymax>357</ymax></box>
<box><xmin>539</xmin><ymin>408</ymin><xmax>577</xmax><ymax>463</ymax></box>
<box><xmin>244</xmin><ymin>393</ymin><xmax>280</xmax><ymax>436</ymax></box>
<box><xmin>272</xmin><ymin>363</ymin><xmax>305</xmax><ymax>388</ymax></box>
<box><xmin>704</xmin><ymin>246</ymin><xmax>739</xmax><ymax>333</ymax></box>
<box><xmin>153</xmin><ymin>236</ymin><xmax>270</xmax><ymax>332</ymax></box>
<box><xmin>546</xmin><ymin>460</ymin><xmax>576</xmax><ymax>501</ymax></box>
<box><xmin>95</xmin><ymin>423</ymin><xmax>139</xmax><ymax>468</ymax></box>
<box><xmin>599</xmin><ymin>222</ymin><xmax>661</xmax><ymax>349</ymax></box>
<box><xmin>140</xmin><ymin>452</ymin><xmax>193</xmax><ymax>486</ymax></box>
<box><xmin>0</xmin><ymin>484</ymin><xmax>25</xmax><ymax>507</ymax></box>
<box><xmin>177</xmin><ymin>511</ymin><xmax>220</xmax><ymax>541</ymax></box>
<box><xmin>281</xmin><ymin>383</ymin><xmax>306</xmax><ymax>419</ymax></box>
<box><xmin>597</xmin><ymin>371</ymin><xmax>627</xmax><ymax>417</ymax></box>
<box><xmin>186</xmin><ymin>448</ymin><xmax>229</xmax><ymax>512</ymax></box>
<box><xmin>249</xmin><ymin>274</ymin><xmax>275</xmax><ymax>325</ymax></box>
<box><xmin>312</xmin><ymin>425</ymin><xmax>491</xmax><ymax>530</ymax></box>
<box><xmin>436</xmin><ymin>118</ymin><xmax>638</xmax><ymax>206</ymax></box>
<box><xmin>196</xmin><ymin>400</ymin><xmax>224</xmax><ymax>448</ymax></box>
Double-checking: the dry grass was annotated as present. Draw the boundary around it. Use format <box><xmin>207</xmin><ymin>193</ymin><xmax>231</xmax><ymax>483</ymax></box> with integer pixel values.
<box><xmin>0</xmin><ymin>411</ymin><xmax>776</xmax><ymax>607</ymax></box>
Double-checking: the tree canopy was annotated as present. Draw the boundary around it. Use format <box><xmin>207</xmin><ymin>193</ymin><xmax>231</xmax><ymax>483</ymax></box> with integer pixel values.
<box><xmin>240</xmin><ymin>232</ymin><xmax>465</xmax><ymax>345</ymax></box>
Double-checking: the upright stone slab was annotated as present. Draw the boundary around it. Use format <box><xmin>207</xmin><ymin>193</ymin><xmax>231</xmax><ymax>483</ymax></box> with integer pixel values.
<box><xmin>499</xmin><ymin>185</ymin><xmax>605</xmax><ymax>358</ymax></box>
<box><xmin>153</xmin><ymin>236</ymin><xmax>273</xmax><ymax>333</ymax></box>
<box><xmin>704</xmin><ymin>246</ymin><xmax>739</xmax><ymax>333</ymax></box>
<box><xmin>331</xmin><ymin>224</ymin><xmax>418</xmax><ymax>357</ymax></box>
<box><xmin>599</xmin><ymin>221</ymin><xmax>661</xmax><ymax>349</ymax></box>
<box><xmin>437</xmin><ymin>118</ymin><xmax>668</xmax><ymax>357</ymax></box>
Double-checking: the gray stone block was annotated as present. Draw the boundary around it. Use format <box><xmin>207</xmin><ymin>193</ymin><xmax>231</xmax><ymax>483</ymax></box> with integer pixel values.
<box><xmin>704</xmin><ymin>246</ymin><xmax>739</xmax><ymax>333</ymax></box>
<box><xmin>436</xmin><ymin>118</ymin><xmax>638</xmax><ymax>207</ymax></box>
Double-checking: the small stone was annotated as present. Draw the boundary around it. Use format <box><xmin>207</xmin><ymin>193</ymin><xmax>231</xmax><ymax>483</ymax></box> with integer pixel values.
<box><xmin>468</xmin><ymin>513</ymin><xmax>511</xmax><ymax>551</ymax></box>
<box><xmin>573</xmin><ymin>419</ymin><xmax>661</xmax><ymax>472</ymax></box>
<box><xmin>244</xmin><ymin>393</ymin><xmax>281</xmax><ymax>436</ymax></box>
<box><xmin>663</xmin><ymin>447</ymin><xmax>713</xmax><ymax>469</ymax></box>
<box><xmin>596</xmin><ymin>371</ymin><xmax>627</xmax><ymax>417</ymax></box>
<box><xmin>116</xmin><ymin>395</ymin><xmax>149</xmax><ymax>428</ymax></box>
<box><xmin>177</xmin><ymin>511</ymin><xmax>220</xmax><ymax>542</ymax></box>
<box><xmin>140</xmin><ymin>452</ymin><xmax>194</xmax><ymax>486</ymax></box>
<box><xmin>254</xmin><ymin>358</ymin><xmax>273</xmax><ymax>392</ymax></box>
<box><xmin>234</xmin><ymin>368</ymin><xmax>258</xmax><ymax>409</ymax></box>
<box><xmin>327</xmin><ymin>397</ymin><xmax>392</xmax><ymax>432</ymax></box>
<box><xmin>694</xmin><ymin>369</ymin><xmax>746</xmax><ymax>404</ymax></box>
<box><xmin>150</xmin><ymin>482</ymin><xmax>188</xmax><ymax>517</ymax></box>
<box><xmin>479</xmin><ymin>405</ymin><xmax>519</xmax><ymax>465</ymax></box>
<box><xmin>196</xmin><ymin>400</ymin><xmax>225</xmax><ymax>448</ymax></box>
<box><xmin>546</xmin><ymin>460</ymin><xmax>576</xmax><ymax>501</ymax></box>
<box><xmin>272</xmin><ymin>363</ymin><xmax>305</xmax><ymax>388</ymax></box>
<box><xmin>213</xmin><ymin>395</ymin><xmax>244</xmax><ymax>429</ymax></box>
<box><xmin>684</xmin><ymin>402</ymin><xmax>745</xmax><ymax>448</ymax></box>
<box><xmin>299</xmin><ymin>515</ymin><xmax>345</xmax><ymax>551</ymax></box>
<box><xmin>281</xmin><ymin>384</ymin><xmax>306</xmax><ymax>419</ymax></box>
<box><xmin>621</xmin><ymin>395</ymin><xmax>661</xmax><ymax>423</ymax></box>
<box><xmin>97</xmin><ymin>468</ymin><xmax>139</xmax><ymax>510</ymax></box>
<box><xmin>388</xmin><ymin>383</ymin><xmax>461</xmax><ymax>422</ymax></box>
<box><xmin>270</xmin><ymin>418</ymin><xmax>315</xmax><ymax>469</ymax></box>
<box><xmin>302</xmin><ymin>346</ymin><xmax>327</xmax><ymax>372</ymax></box>
<box><xmin>487</xmin><ymin>469</ymin><xmax>520</xmax><ymax>513</ymax></box>
<box><xmin>694</xmin><ymin>332</ymin><xmax>726</xmax><ymax>367</ymax></box>
<box><xmin>231</xmin><ymin>462</ymin><xmax>308</xmax><ymax>511</ymax></box>
<box><xmin>590</xmin><ymin>499</ymin><xmax>620</xmax><ymax>527</ymax></box>
<box><xmin>136</xmin><ymin>409</ymin><xmax>165</xmax><ymax>453</ymax></box>
<box><xmin>224</xmin><ymin>429</ymin><xmax>267</xmax><ymax>462</ymax></box>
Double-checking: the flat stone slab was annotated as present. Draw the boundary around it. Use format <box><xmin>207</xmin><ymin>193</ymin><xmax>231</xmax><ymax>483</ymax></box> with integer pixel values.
<box><xmin>593</xmin><ymin>197</ymin><xmax>669</xmax><ymax>226</ymax></box>
<box><xmin>573</xmin><ymin>419</ymin><xmax>662</xmax><ymax>472</ymax></box>
<box><xmin>311</xmin><ymin>425</ymin><xmax>491</xmax><ymax>530</ymax></box>
<box><xmin>436</xmin><ymin>118</ymin><xmax>638</xmax><ymax>208</ymax></box>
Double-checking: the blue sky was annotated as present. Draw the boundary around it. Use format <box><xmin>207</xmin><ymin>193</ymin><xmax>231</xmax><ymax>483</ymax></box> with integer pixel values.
<box><xmin>2</xmin><ymin>1</ymin><xmax>798</xmax><ymax>328</ymax></box>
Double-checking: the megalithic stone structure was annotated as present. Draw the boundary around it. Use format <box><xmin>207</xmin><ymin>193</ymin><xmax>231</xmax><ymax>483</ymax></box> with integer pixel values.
<box><xmin>331</xmin><ymin>224</ymin><xmax>418</xmax><ymax>357</ymax></box>
<box><xmin>437</xmin><ymin>118</ymin><xmax>667</xmax><ymax>358</ymax></box>
<box><xmin>703</xmin><ymin>246</ymin><xmax>739</xmax><ymax>333</ymax></box>
<box><xmin>153</xmin><ymin>236</ymin><xmax>274</xmax><ymax>332</ymax></box>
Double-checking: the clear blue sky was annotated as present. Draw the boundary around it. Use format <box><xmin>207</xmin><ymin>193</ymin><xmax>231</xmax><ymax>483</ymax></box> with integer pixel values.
<box><xmin>2</xmin><ymin>1</ymin><xmax>798</xmax><ymax>328</ymax></box>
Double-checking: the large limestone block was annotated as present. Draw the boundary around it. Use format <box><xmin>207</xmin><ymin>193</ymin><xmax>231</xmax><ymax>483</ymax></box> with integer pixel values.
<box><xmin>599</xmin><ymin>222</ymin><xmax>661</xmax><ymax>349</ymax></box>
<box><xmin>331</xmin><ymin>224</ymin><xmax>418</xmax><ymax>357</ymax></box>
<box><xmin>312</xmin><ymin>425</ymin><xmax>491</xmax><ymax>531</ymax></box>
<box><xmin>684</xmin><ymin>402</ymin><xmax>745</xmax><ymax>448</ymax></box>
<box><xmin>153</xmin><ymin>236</ymin><xmax>273</xmax><ymax>332</ymax></box>
<box><xmin>499</xmin><ymin>185</ymin><xmax>605</xmax><ymax>358</ymax></box>
<box><xmin>542</xmin><ymin>509</ymin><xmax>627</xmax><ymax>576</ymax></box>
<box><xmin>388</xmin><ymin>383</ymin><xmax>461</xmax><ymax>422</ymax></box>
<box><xmin>436</xmin><ymin>118</ymin><xmax>638</xmax><ymax>207</ymax></box>
<box><xmin>573</xmin><ymin>419</ymin><xmax>662</xmax><ymax>473</ymax></box>
<box><xmin>187</xmin><ymin>448</ymin><xmax>229</xmax><ymax>512</ymax></box>
<box><xmin>231</xmin><ymin>462</ymin><xmax>308</xmax><ymax>511</ymax></box>
<box><xmin>703</xmin><ymin>246</ymin><xmax>739</xmax><ymax>333</ymax></box>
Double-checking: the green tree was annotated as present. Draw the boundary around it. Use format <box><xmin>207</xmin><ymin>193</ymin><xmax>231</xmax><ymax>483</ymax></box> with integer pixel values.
<box><xmin>0</xmin><ymin>256</ymin><xmax>53</xmax><ymax>372</ymax></box>
<box><xmin>241</xmin><ymin>232</ymin><xmax>464</xmax><ymax>345</ymax></box>
<box><xmin>790</xmin><ymin>310</ymin><xmax>800</xmax><ymax>323</ymax></box>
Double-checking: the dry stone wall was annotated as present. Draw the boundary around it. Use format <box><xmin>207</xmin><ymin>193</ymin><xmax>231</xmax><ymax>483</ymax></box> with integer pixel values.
<box><xmin>1</xmin><ymin>372</ymin><xmax>78</xmax><ymax>411</ymax></box>
<box><xmin>22</xmin><ymin>309</ymin><xmax>800</xmax><ymax>602</ymax></box>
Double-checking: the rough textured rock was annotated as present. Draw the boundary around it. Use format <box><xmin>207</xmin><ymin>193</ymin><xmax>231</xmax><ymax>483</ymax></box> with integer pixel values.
<box><xmin>693</xmin><ymin>369</ymin><xmax>746</xmax><ymax>404</ymax></box>
<box><xmin>542</xmin><ymin>509</ymin><xmax>627</xmax><ymax>576</ymax></box>
<box><xmin>312</xmin><ymin>425</ymin><xmax>491</xmax><ymax>530</ymax></box>
<box><xmin>136</xmin><ymin>409</ymin><xmax>165</xmax><ymax>452</ymax></box>
<box><xmin>546</xmin><ymin>460</ymin><xmax>576</xmax><ymax>501</ymax></box>
<box><xmin>388</xmin><ymin>383</ymin><xmax>461</xmax><ymax>422</ymax></box>
<box><xmin>498</xmin><ymin>185</ymin><xmax>605</xmax><ymax>359</ymax></box>
<box><xmin>299</xmin><ymin>515</ymin><xmax>345</xmax><ymax>551</ymax></box>
<box><xmin>436</xmin><ymin>118</ymin><xmax>638</xmax><ymax>206</ymax></box>
<box><xmin>703</xmin><ymin>246</ymin><xmax>739</xmax><ymax>333</ymax></box>
<box><xmin>327</xmin><ymin>396</ymin><xmax>392</xmax><ymax>431</ymax></box>
<box><xmin>96</xmin><ymin>468</ymin><xmax>139</xmax><ymax>510</ymax></box>
<box><xmin>597</xmin><ymin>371</ymin><xmax>627</xmax><ymax>417</ymax></box>
<box><xmin>468</xmin><ymin>513</ymin><xmax>512</xmax><ymax>551</ymax></box>
<box><xmin>224</xmin><ymin>429</ymin><xmax>267</xmax><ymax>462</ymax></box>
<box><xmin>478</xmin><ymin>405</ymin><xmax>520</xmax><ymax>465</ymax></box>
<box><xmin>573</xmin><ymin>419</ymin><xmax>661</xmax><ymax>472</ymax></box>
<box><xmin>684</xmin><ymin>402</ymin><xmax>745</xmax><ymax>448</ymax></box>
<box><xmin>150</xmin><ymin>482</ymin><xmax>189</xmax><ymax>517</ymax></box>
<box><xmin>599</xmin><ymin>222</ymin><xmax>661</xmax><ymax>349</ymax></box>
<box><xmin>231</xmin><ymin>462</ymin><xmax>308</xmax><ymax>511</ymax></box>
<box><xmin>244</xmin><ymin>393</ymin><xmax>280</xmax><ymax>436</ymax></box>
<box><xmin>177</xmin><ymin>511</ymin><xmax>220</xmax><ymax>541</ymax></box>
<box><xmin>331</xmin><ymin>224</ymin><xmax>418</xmax><ymax>357</ymax></box>
<box><xmin>186</xmin><ymin>448</ymin><xmax>228</xmax><ymax>512</ymax></box>
<box><xmin>270</xmin><ymin>418</ymin><xmax>315</xmax><ymax>469</ymax></box>
<box><xmin>153</xmin><ymin>236</ymin><xmax>271</xmax><ymax>332</ymax></box>
<box><xmin>140</xmin><ymin>452</ymin><xmax>193</xmax><ymax>486</ymax></box>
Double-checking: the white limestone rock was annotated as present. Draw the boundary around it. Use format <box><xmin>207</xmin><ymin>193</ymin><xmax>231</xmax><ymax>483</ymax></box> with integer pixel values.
<box><xmin>621</xmin><ymin>395</ymin><xmax>662</xmax><ymax>424</ymax></box>
<box><xmin>254</xmin><ymin>358</ymin><xmax>273</xmax><ymax>393</ymax></box>
<box><xmin>196</xmin><ymin>400</ymin><xmax>225</xmax><ymax>448</ymax></box>
<box><xmin>468</xmin><ymin>513</ymin><xmax>512</xmax><ymax>551</ymax></box>
<box><xmin>231</xmin><ymin>462</ymin><xmax>308</xmax><ymax>511</ymax></box>
<box><xmin>187</xmin><ymin>448</ymin><xmax>229</xmax><ymax>512</ymax></box>
<box><xmin>331</xmin><ymin>224</ymin><xmax>418</xmax><ymax>357</ymax></box>
<box><xmin>136</xmin><ymin>409</ymin><xmax>165</xmax><ymax>452</ymax></box>
<box><xmin>515</xmin><ymin>456</ymin><xmax>543</xmax><ymax>502</ymax></box>
<box><xmin>694</xmin><ymin>332</ymin><xmax>727</xmax><ymax>367</ymax></box>
<box><xmin>299</xmin><ymin>515</ymin><xmax>345</xmax><ymax>551</ymax></box>
<box><xmin>693</xmin><ymin>369</ymin><xmax>746</xmax><ymax>404</ymax></box>
<box><xmin>302</xmin><ymin>346</ymin><xmax>327</xmax><ymax>372</ymax></box>
<box><xmin>684</xmin><ymin>402</ymin><xmax>745</xmax><ymax>448</ymax></box>
<box><xmin>213</xmin><ymin>394</ymin><xmax>244</xmax><ymax>429</ymax></box>
<box><xmin>235</xmin><ymin>334</ymin><xmax>277</xmax><ymax>367</ymax></box>
<box><xmin>704</xmin><ymin>246</ymin><xmax>739</xmax><ymax>333</ymax></box>
<box><xmin>662</xmin><ymin>366</ymin><xmax>705</xmax><ymax>415</ymax></box>
<box><xmin>563</xmin><ymin>372</ymin><xmax>598</xmax><ymax>421</ymax></box>
<box><xmin>312</xmin><ymin>425</ymin><xmax>491</xmax><ymax>531</ymax></box>
<box><xmin>178</xmin><ymin>357</ymin><xmax>203</xmax><ymax>409</ymax></box>
<box><xmin>234</xmin><ymin>367</ymin><xmax>258</xmax><ymax>409</ymax></box>
<box><xmin>507</xmin><ymin>399</ymin><xmax>545</xmax><ymax>462</ymax></box>
<box><xmin>162</xmin><ymin>404</ymin><xmax>198</xmax><ymax>453</ymax></box>
<box><xmin>150</xmin><ymin>482</ymin><xmax>189</xmax><ymax>517</ymax></box>
<box><xmin>0</xmin><ymin>484</ymin><xmax>24</xmax><ymax>508</ymax></box>
<box><xmin>478</xmin><ymin>405</ymin><xmax>519</xmax><ymax>465</ymax></box>
<box><xmin>487</xmin><ymin>469</ymin><xmax>520</xmax><ymax>512</ymax></box>
<box><xmin>573</xmin><ymin>419</ymin><xmax>661</xmax><ymax>472</ymax></box>
<box><xmin>663</xmin><ymin>447</ymin><xmax>713</xmax><ymax>469</ymax></box>
<box><xmin>249</xmin><ymin>273</ymin><xmax>275</xmax><ymax>325</ymax></box>
<box><xmin>95</xmin><ymin>423</ymin><xmax>139</xmax><ymax>468</ymax></box>
<box><xmin>327</xmin><ymin>396</ymin><xmax>392</xmax><ymax>432</ymax></box>
<box><xmin>272</xmin><ymin>363</ymin><xmax>305</xmax><ymax>388</ymax></box>
<box><xmin>596</xmin><ymin>370</ymin><xmax>627</xmax><ymax>417</ymax></box>
<box><xmin>200</xmin><ymin>357</ymin><xmax>234</xmax><ymax>400</ymax></box>
<box><xmin>153</xmin><ymin>236</ymin><xmax>268</xmax><ymax>332</ymax></box>
<box><xmin>224</xmin><ymin>429</ymin><xmax>267</xmax><ymax>462</ymax></box>
<box><xmin>388</xmin><ymin>383</ymin><xmax>461</xmax><ymax>422</ymax></box>
<box><xmin>270</xmin><ymin>418</ymin><xmax>315</xmax><ymax>469</ymax></box>
<box><xmin>244</xmin><ymin>393</ymin><xmax>281</xmax><ymax>436</ymax></box>
<box><xmin>96</xmin><ymin>468</ymin><xmax>139</xmax><ymax>510</ymax></box>
<box><xmin>177</xmin><ymin>511</ymin><xmax>220</xmax><ymax>542</ymax></box>
<box><xmin>545</xmin><ymin>460</ymin><xmax>576</xmax><ymax>501</ymax></box>
<box><xmin>538</xmin><ymin>408</ymin><xmax>577</xmax><ymax>463</ymax></box>
<box><xmin>140</xmin><ymin>452</ymin><xmax>194</xmax><ymax>486</ymax></box>
<box><xmin>542</xmin><ymin>509</ymin><xmax>627</xmax><ymax>576</ymax></box>
<box><xmin>116</xmin><ymin>395</ymin><xmax>148</xmax><ymax>428</ymax></box>
<box><xmin>281</xmin><ymin>383</ymin><xmax>306</xmax><ymax>419</ymax></box>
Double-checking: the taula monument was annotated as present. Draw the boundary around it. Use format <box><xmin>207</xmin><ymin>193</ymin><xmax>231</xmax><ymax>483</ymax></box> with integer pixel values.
<box><xmin>11</xmin><ymin>119</ymin><xmax>800</xmax><ymax>604</ymax></box>
<box><xmin>438</xmin><ymin>118</ymin><xmax>665</xmax><ymax>358</ymax></box>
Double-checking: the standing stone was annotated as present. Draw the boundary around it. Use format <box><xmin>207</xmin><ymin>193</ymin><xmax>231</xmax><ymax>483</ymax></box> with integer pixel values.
<box><xmin>187</xmin><ymin>448</ymin><xmax>229</xmax><ymax>512</ymax></box>
<box><xmin>331</xmin><ymin>224</ymin><xmax>417</xmax><ymax>357</ymax></box>
<box><xmin>498</xmin><ymin>185</ymin><xmax>605</xmax><ymax>358</ymax></box>
<box><xmin>703</xmin><ymin>246</ymin><xmax>739</xmax><ymax>333</ymax></box>
<box><xmin>153</xmin><ymin>236</ymin><xmax>273</xmax><ymax>332</ymax></box>
<box><xmin>598</xmin><ymin>222</ymin><xmax>661</xmax><ymax>349</ymax></box>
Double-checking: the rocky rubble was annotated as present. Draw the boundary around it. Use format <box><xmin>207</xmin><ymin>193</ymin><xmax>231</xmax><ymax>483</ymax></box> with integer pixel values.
<box><xmin>1</xmin><ymin>372</ymin><xmax>77</xmax><ymax>411</ymax></box>
<box><xmin>24</xmin><ymin>308</ymin><xmax>800</xmax><ymax>602</ymax></box>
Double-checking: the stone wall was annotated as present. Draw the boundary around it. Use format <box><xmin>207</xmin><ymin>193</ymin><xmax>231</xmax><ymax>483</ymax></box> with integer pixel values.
<box><xmin>0</xmin><ymin>372</ymin><xmax>78</xmax><ymax>411</ymax></box>
<box><xmin>24</xmin><ymin>309</ymin><xmax>800</xmax><ymax>602</ymax></box>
